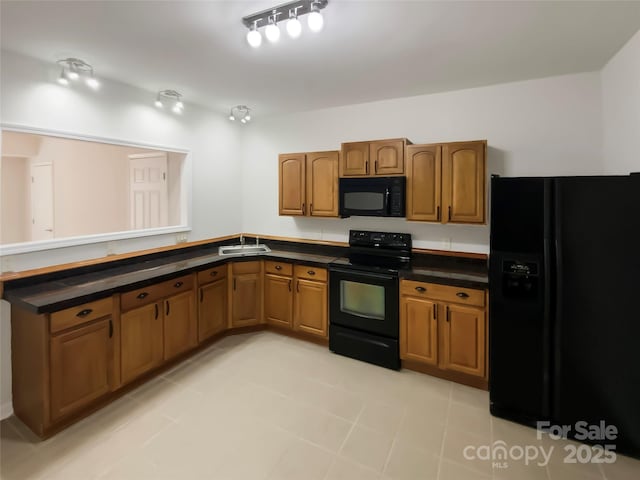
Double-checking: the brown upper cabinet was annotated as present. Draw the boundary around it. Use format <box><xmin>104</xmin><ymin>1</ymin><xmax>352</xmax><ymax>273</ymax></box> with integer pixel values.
<box><xmin>340</xmin><ymin>139</ymin><xmax>409</xmax><ymax>177</ymax></box>
<box><xmin>406</xmin><ymin>140</ymin><xmax>486</xmax><ymax>224</ymax></box>
<box><xmin>278</xmin><ymin>151</ymin><xmax>339</xmax><ymax>217</ymax></box>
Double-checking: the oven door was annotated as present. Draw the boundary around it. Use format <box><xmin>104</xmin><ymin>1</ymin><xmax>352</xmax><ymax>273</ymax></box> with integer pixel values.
<box><xmin>329</xmin><ymin>267</ymin><xmax>399</xmax><ymax>338</ymax></box>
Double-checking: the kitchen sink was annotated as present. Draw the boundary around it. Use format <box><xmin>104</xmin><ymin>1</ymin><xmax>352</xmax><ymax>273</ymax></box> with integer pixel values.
<box><xmin>218</xmin><ymin>244</ymin><xmax>271</xmax><ymax>256</ymax></box>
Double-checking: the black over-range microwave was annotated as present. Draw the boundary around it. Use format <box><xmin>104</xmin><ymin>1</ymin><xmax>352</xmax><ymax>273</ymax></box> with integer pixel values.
<box><xmin>339</xmin><ymin>176</ymin><xmax>406</xmax><ymax>217</ymax></box>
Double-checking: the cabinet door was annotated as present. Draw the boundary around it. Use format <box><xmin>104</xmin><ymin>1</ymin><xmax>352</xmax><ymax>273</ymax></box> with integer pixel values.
<box><xmin>340</xmin><ymin>142</ymin><xmax>369</xmax><ymax>176</ymax></box>
<box><xmin>121</xmin><ymin>303</ymin><xmax>163</xmax><ymax>384</ymax></box>
<box><xmin>442</xmin><ymin>141</ymin><xmax>486</xmax><ymax>224</ymax></box>
<box><xmin>279</xmin><ymin>153</ymin><xmax>306</xmax><ymax>216</ymax></box>
<box><xmin>294</xmin><ymin>279</ymin><xmax>327</xmax><ymax>338</ymax></box>
<box><xmin>370</xmin><ymin>140</ymin><xmax>404</xmax><ymax>175</ymax></box>
<box><xmin>406</xmin><ymin>144</ymin><xmax>442</xmax><ymax>222</ymax></box>
<box><xmin>441</xmin><ymin>303</ymin><xmax>486</xmax><ymax>378</ymax></box>
<box><xmin>198</xmin><ymin>278</ymin><xmax>227</xmax><ymax>342</ymax></box>
<box><xmin>399</xmin><ymin>296</ymin><xmax>438</xmax><ymax>366</ymax></box>
<box><xmin>232</xmin><ymin>273</ymin><xmax>261</xmax><ymax>327</ymax></box>
<box><xmin>164</xmin><ymin>290</ymin><xmax>197</xmax><ymax>360</ymax></box>
<box><xmin>264</xmin><ymin>274</ymin><xmax>293</xmax><ymax>328</ymax></box>
<box><xmin>50</xmin><ymin>318</ymin><xmax>112</xmax><ymax>421</ymax></box>
<box><xmin>307</xmin><ymin>151</ymin><xmax>339</xmax><ymax>217</ymax></box>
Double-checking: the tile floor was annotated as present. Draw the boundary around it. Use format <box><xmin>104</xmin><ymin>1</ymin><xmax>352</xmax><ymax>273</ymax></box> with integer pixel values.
<box><xmin>1</xmin><ymin>331</ymin><xmax>639</xmax><ymax>479</ymax></box>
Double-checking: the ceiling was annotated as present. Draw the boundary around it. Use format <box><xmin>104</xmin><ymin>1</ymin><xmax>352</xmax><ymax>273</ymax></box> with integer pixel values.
<box><xmin>2</xmin><ymin>1</ymin><xmax>640</xmax><ymax>117</ymax></box>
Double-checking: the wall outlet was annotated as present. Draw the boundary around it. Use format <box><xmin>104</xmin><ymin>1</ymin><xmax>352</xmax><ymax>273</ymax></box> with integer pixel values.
<box><xmin>106</xmin><ymin>242</ymin><xmax>116</xmax><ymax>256</ymax></box>
<box><xmin>176</xmin><ymin>233</ymin><xmax>188</xmax><ymax>244</ymax></box>
<box><xmin>441</xmin><ymin>237</ymin><xmax>452</xmax><ymax>250</ymax></box>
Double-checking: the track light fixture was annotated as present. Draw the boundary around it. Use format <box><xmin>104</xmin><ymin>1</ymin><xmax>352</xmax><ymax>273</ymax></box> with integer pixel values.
<box><xmin>56</xmin><ymin>58</ymin><xmax>100</xmax><ymax>89</ymax></box>
<box><xmin>228</xmin><ymin>105</ymin><xmax>252</xmax><ymax>124</ymax></box>
<box><xmin>154</xmin><ymin>90</ymin><xmax>184</xmax><ymax>114</ymax></box>
<box><xmin>242</xmin><ymin>0</ymin><xmax>328</xmax><ymax>47</ymax></box>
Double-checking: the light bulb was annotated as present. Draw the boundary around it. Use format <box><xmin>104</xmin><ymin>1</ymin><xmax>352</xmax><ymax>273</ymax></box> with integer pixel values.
<box><xmin>57</xmin><ymin>71</ymin><xmax>69</xmax><ymax>86</ymax></box>
<box><xmin>86</xmin><ymin>76</ymin><xmax>100</xmax><ymax>89</ymax></box>
<box><xmin>229</xmin><ymin>114</ymin><xmax>235</xmax><ymax>121</ymax></box>
<box><xmin>172</xmin><ymin>104</ymin><xmax>182</xmax><ymax>114</ymax></box>
<box><xmin>287</xmin><ymin>17</ymin><xmax>302</xmax><ymax>38</ymax></box>
<box><xmin>67</xmin><ymin>69</ymin><xmax>79</xmax><ymax>80</ymax></box>
<box><xmin>265</xmin><ymin>21</ymin><xmax>280</xmax><ymax>43</ymax></box>
<box><xmin>246</xmin><ymin>27</ymin><xmax>262</xmax><ymax>48</ymax></box>
<box><xmin>308</xmin><ymin>11</ymin><xmax>324</xmax><ymax>32</ymax></box>
<box><xmin>240</xmin><ymin>117</ymin><xmax>247</xmax><ymax>124</ymax></box>
<box><xmin>155</xmin><ymin>99</ymin><xmax>163</xmax><ymax>108</ymax></box>
<box><xmin>175</xmin><ymin>100</ymin><xmax>184</xmax><ymax>110</ymax></box>
<box><xmin>245</xmin><ymin>114</ymin><xmax>251</xmax><ymax>122</ymax></box>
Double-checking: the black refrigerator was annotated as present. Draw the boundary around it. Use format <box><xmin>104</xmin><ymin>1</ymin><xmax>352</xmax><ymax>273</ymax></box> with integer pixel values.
<box><xmin>489</xmin><ymin>174</ymin><xmax>640</xmax><ymax>458</ymax></box>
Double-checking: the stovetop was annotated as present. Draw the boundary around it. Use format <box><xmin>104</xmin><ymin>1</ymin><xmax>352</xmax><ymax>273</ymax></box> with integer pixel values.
<box><xmin>329</xmin><ymin>230</ymin><xmax>412</xmax><ymax>274</ymax></box>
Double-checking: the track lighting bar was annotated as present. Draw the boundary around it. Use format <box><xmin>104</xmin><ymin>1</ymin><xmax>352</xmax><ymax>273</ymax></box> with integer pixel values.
<box><xmin>242</xmin><ymin>0</ymin><xmax>327</xmax><ymax>29</ymax></box>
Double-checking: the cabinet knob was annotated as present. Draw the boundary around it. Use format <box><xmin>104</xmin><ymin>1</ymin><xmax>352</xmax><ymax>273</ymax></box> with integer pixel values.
<box><xmin>76</xmin><ymin>308</ymin><xmax>93</xmax><ymax>318</ymax></box>
<box><xmin>307</xmin><ymin>270</ymin><xmax>316</xmax><ymax>276</ymax></box>
<box><xmin>210</xmin><ymin>270</ymin><xmax>218</xmax><ymax>277</ymax></box>
<box><xmin>174</xmin><ymin>281</ymin><xmax>183</xmax><ymax>288</ymax></box>
<box><xmin>137</xmin><ymin>292</ymin><xmax>149</xmax><ymax>300</ymax></box>
<box><xmin>456</xmin><ymin>292</ymin><xmax>469</xmax><ymax>299</ymax></box>
<box><xmin>415</xmin><ymin>286</ymin><xmax>426</xmax><ymax>293</ymax></box>
<box><xmin>275</xmin><ymin>265</ymin><xmax>282</xmax><ymax>270</ymax></box>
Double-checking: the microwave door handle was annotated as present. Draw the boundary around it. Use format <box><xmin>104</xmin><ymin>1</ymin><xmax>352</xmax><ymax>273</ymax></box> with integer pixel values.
<box><xmin>385</xmin><ymin>188</ymin><xmax>391</xmax><ymax>214</ymax></box>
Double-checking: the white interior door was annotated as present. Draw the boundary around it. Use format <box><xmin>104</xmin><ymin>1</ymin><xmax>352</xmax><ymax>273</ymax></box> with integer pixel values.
<box><xmin>30</xmin><ymin>163</ymin><xmax>54</xmax><ymax>241</ymax></box>
<box><xmin>129</xmin><ymin>153</ymin><xmax>168</xmax><ymax>230</ymax></box>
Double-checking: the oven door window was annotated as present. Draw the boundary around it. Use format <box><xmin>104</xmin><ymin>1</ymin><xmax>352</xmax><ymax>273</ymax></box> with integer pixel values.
<box><xmin>340</xmin><ymin>280</ymin><xmax>385</xmax><ymax>320</ymax></box>
<box><xmin>343</xmin><ymin>192</ymin><xmax>384</xmax><ymax>211</ymax></box>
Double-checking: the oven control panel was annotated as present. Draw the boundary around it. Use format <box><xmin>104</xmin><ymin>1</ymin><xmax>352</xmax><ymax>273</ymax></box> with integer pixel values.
<box><xmin>349</xmin><ymin>230</ymin><xmax>412</xmax><ymax>250</ymax></box>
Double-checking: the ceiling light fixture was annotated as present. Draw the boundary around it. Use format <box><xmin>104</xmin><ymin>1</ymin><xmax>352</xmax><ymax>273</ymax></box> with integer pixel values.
<box><xmin>228</xmin><ymin>105</ymin><xmax>252</xmax><ymax>124</ymax></box>
<box><xmin>242</xmin><ymin>0</ymin><xmax>328</xmax><ymax>47</ymax></box>
<box><xmin>155</xmin><ymin>90</ymin><xmax>184</xmax><ymax>114</ymax></box>
<box><xmin>56</xmin><ymin>58</ymin><xmax>100</xmax><ymax>89</ymax></box>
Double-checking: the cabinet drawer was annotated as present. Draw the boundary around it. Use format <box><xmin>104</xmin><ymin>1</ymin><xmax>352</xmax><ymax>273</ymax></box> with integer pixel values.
<box><xmin>232</xmin><ymin>261</ymin><xmax>261</xmax><ymax>275</ymax></box>
<box><xmin>265</xmin><ymin>260</ymin><xmax>292</xmax><ymax>276</ymax></box>
<box><xmin>197</xmin><ymin>265</ymin><xmax>227</xmax><ymax>285</ymax></box>
<box><xmin>294</xmin><ymin>265</ymin><xmax>327</xmax><ymax>282</ymax></box>
<box><xmin>121</xmin><ymin>274</ymin><xmax>193</xmax><ymax>312</ymax></box>
<box><xmin>51</xmin><ymin>297</ymin><xmax>113</xmax><ymax>334</ymax></box>
<box><xmin>400</xmin><ymin>280</ymin><xmax>485</xmax><ymax>307</ymax></box>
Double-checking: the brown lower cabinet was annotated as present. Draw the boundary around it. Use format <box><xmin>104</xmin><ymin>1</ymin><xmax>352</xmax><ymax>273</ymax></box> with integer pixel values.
<box><xmin>197</xmin><ymin>265</ymin><xmax>228</xmax><ymax>341</ymax></box>
<box><xmin>120</xmin><ymin>302</ymin><xmax>164</xmax><ymax>385</ymax></box>
<box><xmin>264</xmin><ymin>260</ymin><xmax>294</xmax><ymax>328</ymax></box>
<box><xmin>230</xmin><ymin>261</ymin><xmax>263</xmax><ymax>327</ymax></box>
<box><xmin>400</xmin><ymin>279</ymin><xmax>487</xmax><ymax>388</ymax></box>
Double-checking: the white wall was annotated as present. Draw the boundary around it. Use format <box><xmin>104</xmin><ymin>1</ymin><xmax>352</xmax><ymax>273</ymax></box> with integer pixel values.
<box><xmin>0</xmin><ymin>50</ymin><xmax>244</xmax><ymax>418</ymax></box>
<box><xmin>242</xmin><ymin>72</ymin><xmax>604</xmax><ymax>252</ymax></box>
<box><xmin>602</xmin><ymin>29</ymin><xmax>640</xmax><ymax>175</ymax></box>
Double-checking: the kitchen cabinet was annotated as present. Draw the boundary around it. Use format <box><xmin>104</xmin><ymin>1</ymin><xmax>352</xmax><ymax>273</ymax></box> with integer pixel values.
<box><xmin>278</xmin><ymin>151</ymin><xmax>339</xmax><ymax>217</ymax></box>
<box><xmin>264</xmin><ymin>261</ymin><xmax>293</xmax><ymax>328</ymax></box>
<box><xmin>293</xmin><ymin>265</ymin><xmax>328</xmax><ymax>338</ymax></box>
<box><xmin>406</xmin><ymin>140</ymin><xmax>486</xmax><ymax>224</ymax></box>
<box><xmin>400</xmin><ymin>279</ymin><xmax>487</xmax><ymax>387</ymax></box>
<box><xmin>231</xmin><ymin>261</ymin><xmax>263</xmax><ymax>327</ymax></box>
<box><xmin>10</xmin><ymin>296</ymin><xmax>116</xmax><ymax>435</ymax></box>
<box><xmin>120</xmin><ymin>274</ymin><xmax>195</xmax><ymax>384</ymax></box>
<box><xmin>197</xmin><ymin>265</ymin><xmax>227</xmax><ymax>342</ymax></box>
<box><xmin>340</xmin><ymin>139</ymin><xmax>408</xmax><ymax>177</ymax></box>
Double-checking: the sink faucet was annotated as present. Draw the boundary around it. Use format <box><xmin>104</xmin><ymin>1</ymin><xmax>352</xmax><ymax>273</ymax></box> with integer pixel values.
<box><xmin>240</xmin><ymin>234</ymin><xmax>244</xmax><ymax>245</ymax></box>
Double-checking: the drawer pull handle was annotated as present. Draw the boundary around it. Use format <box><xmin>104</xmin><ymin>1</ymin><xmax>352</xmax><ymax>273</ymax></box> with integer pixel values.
<box><xmin>415</xmin><ymin>286</ymin><xmax>426</xmax><ymax>293</ymax></box>
<box><xmin>174</xmin><ymin>281</ymin><xmax>183</xmax><ymax>288</ymax></box>
<box><xmin>137</xmin><ymin>292</ymin><xmax>149</xmax><ymax>300</ymax></box>
<box><xmin>210</xmin><ymin>271</ymin><xmax>218</xmax><ymax>277</ymax></box>
<box><xmin>275</xmin><ymin>265</ymin><xmax>282</xmax><ymax>270</ymax></box>
<box><xmin>76</xmin><ymin>308</ymin><xmax>93</xmax><ymax>318</ymax></box>
<box><xmin>307</xmin><ymin>270</ymin><xmax>316</xmax><ymax>276</ymax></box>
<box><xmin>456</xmin><ymin>292</ymin><xmax>469</xmax><ymax>299</ymax></box>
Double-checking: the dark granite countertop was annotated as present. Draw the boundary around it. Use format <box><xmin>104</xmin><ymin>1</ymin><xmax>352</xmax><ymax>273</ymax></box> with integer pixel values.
<box><xmin>3</xmin><ymin>240</ymin><xmax>488</xmax><ymax>314</ymax></box>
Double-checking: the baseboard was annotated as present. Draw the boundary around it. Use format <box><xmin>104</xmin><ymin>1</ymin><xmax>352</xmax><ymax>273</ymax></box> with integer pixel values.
<box><xmin>1</xmin><ymin>400</ymin><xmax>13</xmax><ymax>420</ymax></box>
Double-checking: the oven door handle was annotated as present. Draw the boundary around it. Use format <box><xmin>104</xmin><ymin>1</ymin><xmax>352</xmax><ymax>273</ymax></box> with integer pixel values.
<box><xmin>385</xmin><ymin>188</ymin><xmax>391</xmax><ymax>215</ymax></box>
<box><xmin>329</xmin><ymin>267</ymin><xmax>396</xmax><ymax>282</ymax></box>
